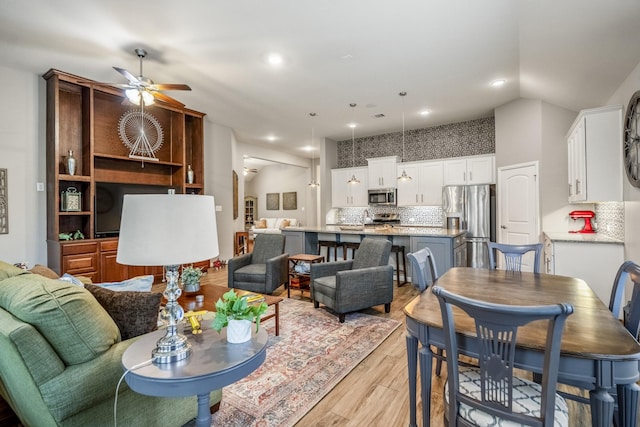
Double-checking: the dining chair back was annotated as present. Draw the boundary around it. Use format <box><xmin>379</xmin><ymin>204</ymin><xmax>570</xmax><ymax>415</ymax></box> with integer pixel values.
<box><xmin>609</xmin><ymin>260</ymin><xmax>640</xmax><ymax>339</ymax></box>
<box><xmin>487</xmin><ymin>242</ymin><xmax>542</xmax><ymax>273</ymax></box>
<box><xmin>432</xmin><ymin>285</ymin><xmax>573</xmax><ymax>427</ymax></box>
<box><xmin>407</xmin><ymin>247</ymin><xmax>438</xmax><ymax>291</ymax></box>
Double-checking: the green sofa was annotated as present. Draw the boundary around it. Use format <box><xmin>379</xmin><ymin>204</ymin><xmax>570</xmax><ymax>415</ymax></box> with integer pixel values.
<box><xmin>0</xmin><ymin>261</ymin><xmax>221</xmax><ymax>427</ymax></box>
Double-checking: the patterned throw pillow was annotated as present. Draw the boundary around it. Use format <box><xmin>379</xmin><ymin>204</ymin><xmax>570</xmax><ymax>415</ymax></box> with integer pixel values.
<box><xmin>84</xmin><ymin>284</ymin><xmax>162</xmax><ymax>340</ymax></box>
<box><xmin>255</xmin><ymin>219</ymin><xmax>267</xmax><ymax>229</ymax></box>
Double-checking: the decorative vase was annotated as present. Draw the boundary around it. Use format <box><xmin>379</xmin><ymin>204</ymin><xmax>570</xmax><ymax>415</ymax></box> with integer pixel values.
<box><xmin>183</xmin><ymin>280</ymin><xmax>200</xmax><ymax>293</ymax></box>
<box><xmin>66</xmin><ymin>150</ymin><xmax>76</xmax><ymax>176</ymax></box>
<box><xmin>227</xmin><ymin>319</ymin><xmax>252</xmax><ymax>343</ymax></box>
<box><xmin>187</xmin><ymin>165</ymin><xmax>195</xmax><ymax>184</ymax></box>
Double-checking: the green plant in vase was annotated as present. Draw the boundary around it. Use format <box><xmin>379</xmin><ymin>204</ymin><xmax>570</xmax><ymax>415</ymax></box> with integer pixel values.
<box><xmin>212</xmin><ymin>289</ymin><xmax>268</xmax><ymax>341</ymax></box>
<box><xmin>181</xmin><ymin>265</ymin><xmax>203</xmax><ymax>293</ymax></box>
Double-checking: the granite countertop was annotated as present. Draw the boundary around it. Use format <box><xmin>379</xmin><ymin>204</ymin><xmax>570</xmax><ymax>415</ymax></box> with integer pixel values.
<box><xmin>284</xmin><ymin>225</ymin><xmax>466</xmax><ymax>238</ymax></box>
<box><xmin>544</xmin><ymin>231</ymin><xmax>623</xmax><ymax>244</ymax></box>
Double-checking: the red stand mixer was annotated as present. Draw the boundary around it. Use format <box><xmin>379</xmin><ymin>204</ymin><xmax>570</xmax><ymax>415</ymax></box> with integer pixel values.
<box><xmin>569</xmin><ymin>210</ymin><xmax>596</xmax><ymax>233</ymax></box>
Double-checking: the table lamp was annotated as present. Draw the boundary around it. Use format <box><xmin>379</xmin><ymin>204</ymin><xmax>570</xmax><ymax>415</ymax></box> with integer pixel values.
<box><xmin>117</xmin><ymin>194</ymin><xmax>219</xmax><ymax>364</ymax></box>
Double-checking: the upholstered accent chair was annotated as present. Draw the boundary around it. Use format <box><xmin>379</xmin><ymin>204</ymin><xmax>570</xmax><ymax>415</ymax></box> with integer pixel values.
<box><xmin>228</xmin><ymin>233</ymin><xmax>288</xmax><ymax>294</ymax></box>
<box><xmin>432</xmin><ymin>285</ymin><xmax>573</xmax><ymax>427</ymax></box>
<box><xmin>310</xmin><ymin>238</ymin><xmax>393</xmax><ymax>322</ymax></box>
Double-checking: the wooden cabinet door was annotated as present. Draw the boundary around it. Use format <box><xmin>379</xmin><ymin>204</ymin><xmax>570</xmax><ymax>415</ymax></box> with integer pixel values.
<box><xmin>443</xmin><ymin>159</ymin><xmax>467</xmax><ymax>185</ymax></box>
<box><xmin>420</xmin><ymin>161</ymin><xmax>444</xmax><ymax>205</ymax></box>
<box><xmin>331</xmin><ymin>169</ymin><xmax>351</xmax><ymax>207</ymax></box>
<box><xmin>467</xmin><ymin>156</ymin><xmax>495</xmax><ymax>184</ymax></box>
<box><xmin>349</xmin><ymin>167</ymin><xmax>369</xmax><ymax>206</ymax></box>
<box><xmin>100</xmin><ymin>251</ymin><xmax>129</xmax><ymax>282</ymax></box>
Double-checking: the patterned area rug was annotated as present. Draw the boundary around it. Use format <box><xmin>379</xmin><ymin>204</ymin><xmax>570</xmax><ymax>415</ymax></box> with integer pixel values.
<box><xmin>210</xmin><ymin>298</ymin><xmax>401</xmax><ymax>427</ymax></box>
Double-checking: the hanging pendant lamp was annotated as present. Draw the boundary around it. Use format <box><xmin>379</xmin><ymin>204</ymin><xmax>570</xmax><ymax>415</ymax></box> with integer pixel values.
<box><xmin>308</xmin><ymin>113</ymin><xmax>319</xmax><ymax>188</ymax></box>
<box><xmin>397</xmin><ymin>91</ymin><xmax>412</xmax><ymax>181</ymax></box>
<box><xmin>348</xmin><ymin>103</ymin><xmax>360</xmax><ymax>184</ymax></box>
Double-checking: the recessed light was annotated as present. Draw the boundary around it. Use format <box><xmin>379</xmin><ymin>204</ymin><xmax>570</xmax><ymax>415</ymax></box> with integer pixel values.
<box><xmin>420</xmin><ymin>110</ymin><xmax>431</xmax><ymax>116</ymax></box>
<box><xmin>267</xmin><ymin>53</ymin><xmax>283</xmax><ymax>66</ymax></box>
<box><xmin>491</xmin><ymin>79</ymin><xmax>506</xmax><ymax>87</ymax></box>
<box><xmin>266</xmin><ymin>135</ymin><xmax>276</xmax><ymax>142</ymax></box>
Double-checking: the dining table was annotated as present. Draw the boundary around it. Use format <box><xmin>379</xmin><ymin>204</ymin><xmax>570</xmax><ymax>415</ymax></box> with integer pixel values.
<box><xmin>404</xmin><ymin>267</ymin><xmax>640</xmax><ymax>427</ymax></box>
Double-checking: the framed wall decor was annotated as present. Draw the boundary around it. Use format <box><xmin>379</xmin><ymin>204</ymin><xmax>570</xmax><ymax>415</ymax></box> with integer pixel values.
<box><xmin>266</xmin><ymin>193</ymin><xmax>279</xmax><ymax>210</ymax></box>
<box><xmin>0</xmin><ymin>169</ymin><xmax>7</xmax><ymax>234</ymax></box>
<box><xmin>283</xmin><ymin>191</ymin><xmax>297</xmax><ymax>210</ymax></box>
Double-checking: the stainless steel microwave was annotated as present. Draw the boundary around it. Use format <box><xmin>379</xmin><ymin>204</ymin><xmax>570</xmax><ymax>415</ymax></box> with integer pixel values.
<box><xmin>368</xmin><ymin>188</ymin><xmax>397</xmax><ymax>206</ymax></box>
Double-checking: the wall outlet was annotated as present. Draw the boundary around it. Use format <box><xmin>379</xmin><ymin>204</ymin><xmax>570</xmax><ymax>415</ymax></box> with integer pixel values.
<box><xmin>36</xmin><ymin>182</ymin><xmax>45</xmax><ymax>192</ymax></box>
<box><xmin>215</xmin><ymin>205</ymin><xmax>222</xmax><ymax>212</ymax></box>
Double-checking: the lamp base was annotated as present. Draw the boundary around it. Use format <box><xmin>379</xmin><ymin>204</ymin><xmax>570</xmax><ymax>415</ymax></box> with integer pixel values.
<box><xmin>152</xmin><ymin>333</ymin><xmax>192</xmax><ymax>364</ymax></box>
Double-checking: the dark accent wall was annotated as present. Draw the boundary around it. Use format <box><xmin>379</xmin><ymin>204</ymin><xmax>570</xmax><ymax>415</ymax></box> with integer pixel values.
<box><xmin>337</xmin><ymin>116</ymin><xmax>495</xmax><ymax>168</ymax></box>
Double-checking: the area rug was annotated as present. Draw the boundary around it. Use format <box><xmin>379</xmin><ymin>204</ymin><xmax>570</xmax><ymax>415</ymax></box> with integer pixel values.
<box><xmin>210</xmin><ymin>298</ymin><xmax>401</xmax><ymax>427</ymax></box>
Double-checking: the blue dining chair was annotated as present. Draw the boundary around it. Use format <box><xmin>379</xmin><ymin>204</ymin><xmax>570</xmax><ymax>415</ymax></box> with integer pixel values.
<box><xmin>487</xmin><ymin>242</ymin><xmax>542</xmax><ymax>273</ymax></box>
<box><xmin>407</xmin><ymin>247</ymin><xmax>438</xmax><ymax>292</ymax></box>
<box><xmin>432</xmin><ymin>285</ymin><xmax>574</xmax><ymax>427</ymax></box>
<box><xmin>407</xmin><ymin>247</ymin><xmax>446</xmax><ymax>375</ymax></box>
<box><xmin>609</xmin><ymin>260</ymin><xmax>640</xmax><ymax>340</ymax></box>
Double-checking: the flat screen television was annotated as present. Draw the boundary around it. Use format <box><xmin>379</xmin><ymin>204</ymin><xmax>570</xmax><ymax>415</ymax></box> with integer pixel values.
<box><xmin>95</xmin><ymin>182</ymin><xmax>176</xmax><ymax>238</ymax></box>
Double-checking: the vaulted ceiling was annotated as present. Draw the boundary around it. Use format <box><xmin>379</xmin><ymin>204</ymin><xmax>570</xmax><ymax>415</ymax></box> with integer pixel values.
<box><xmin>1</xmin><ymin>1</ymin><xmax>639</xmax><ymax>158</ymax></box>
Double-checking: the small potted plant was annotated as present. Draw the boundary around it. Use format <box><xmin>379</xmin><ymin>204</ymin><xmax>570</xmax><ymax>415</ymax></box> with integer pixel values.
<box><xmin>212</xmin><ymin>289</ymin><xmax>268</xmax><ymax>343</ymax></box>
<box><xmin>181</xmin><ymin>265</ymin><xmax>204</xmax><ymax>293</ymax></box>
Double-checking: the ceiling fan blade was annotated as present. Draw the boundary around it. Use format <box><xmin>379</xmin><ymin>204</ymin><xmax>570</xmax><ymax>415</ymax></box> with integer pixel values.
<box><xmin>152</xmin><ymin>91</ymin><xmax>185</xmax><ymax>107</ymax></box>
<box><xmin>149</xmin><ymin>83</ymin><xmax>192</xmax><ymax>91</ymax></box>
<box><xmin>113</xmin><ymin>67</ymin><xmax>142</xmax><ymax>85</ymax></box>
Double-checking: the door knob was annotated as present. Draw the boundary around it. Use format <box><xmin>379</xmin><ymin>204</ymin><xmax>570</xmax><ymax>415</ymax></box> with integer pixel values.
<box><xmin>500</xmin><ymin>225</ymin><xmax>507</xmax><ymax>229</ymax></box>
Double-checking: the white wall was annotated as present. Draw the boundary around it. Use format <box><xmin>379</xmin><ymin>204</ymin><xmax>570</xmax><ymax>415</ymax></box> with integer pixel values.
<box><xmin>606</xmin><ymin>60</ymin><xmax>640</xmax><ymax>262</ymax></box>
<box><xmin>0</xmin><ymin>66</ymin><xmax>46</xmax><ymax>265</ymax></box>
<box><xmin>494</xmin><ymin>98</ymin><xmax>577</xmax><ymax>235</ymax></box>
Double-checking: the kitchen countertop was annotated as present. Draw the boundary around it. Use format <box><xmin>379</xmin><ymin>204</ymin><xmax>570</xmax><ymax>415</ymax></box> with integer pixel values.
<box><xmin>284</xmin><ymin>225</ymin><xmax>466</xmax><ymax>238</ymax></box>
<box><xmin>544</xmin><ymin>231</ymin><xmax>623</xmax><ymax>244</ymax></box>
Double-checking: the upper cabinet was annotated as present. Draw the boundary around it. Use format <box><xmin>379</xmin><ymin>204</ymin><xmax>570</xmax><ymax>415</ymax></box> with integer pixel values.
<box><xmin>443</xmin><ymin>155</ymin><xmax>495</xmax><ymax>185</ymax></box>
<box><xmin>331</xmin><ymin>167</ymin><xmax>369</xmax><ymax>207</ymax></box>
<box><xmin>567</xmin><ymin>105</ymin><xmax>622</xmax><ymax>203</ymax></box>
<box><xmin>397</xmin><ymin>160</ymin><xmax>444</xmax><ymax>206</ymax></box>
<box><xmin>367</xmin><ymin>156</ymin><xmax>398</xmax><ymax>189</ymax></box>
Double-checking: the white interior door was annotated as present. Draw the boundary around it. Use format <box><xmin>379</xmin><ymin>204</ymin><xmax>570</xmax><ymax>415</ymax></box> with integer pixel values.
<box><xmin>497</xmin><ymin>162</ymin><xmax>540</xmax><ymax>272</ymax></box>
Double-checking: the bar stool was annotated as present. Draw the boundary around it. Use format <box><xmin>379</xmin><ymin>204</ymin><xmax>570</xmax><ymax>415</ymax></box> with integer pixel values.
<box><xmin>343</xmin><ymin>242</ymin><xmax>361</xmax><ymax>259</ymax></box>
<box><xmin>390</xmin><ymin>244</ymin><xmax>407</xmax><ymax>286</ymax></box>
<box><xmin>318</xmin><ymin>240</ymin><xmax>343</xmax><ymax>261</ymax></box>
<box><xmin>234</xmin><ymin>231</ymin><xmax>249</xmax><ymax>256</ymax></box>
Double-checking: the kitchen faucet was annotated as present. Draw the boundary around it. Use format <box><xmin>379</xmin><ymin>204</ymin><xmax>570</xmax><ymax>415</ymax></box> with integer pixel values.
<box><xmin>362</xmin><ymin>209</ymin><xmax>370</xmax><ymax>227</ymax></box>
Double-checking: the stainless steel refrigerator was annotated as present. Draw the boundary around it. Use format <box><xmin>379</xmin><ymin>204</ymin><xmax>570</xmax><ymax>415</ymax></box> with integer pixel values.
<box><xmin>442</xmin><ymin>184</ymin><xmax>496</xmax><ymax>268</ymax></box>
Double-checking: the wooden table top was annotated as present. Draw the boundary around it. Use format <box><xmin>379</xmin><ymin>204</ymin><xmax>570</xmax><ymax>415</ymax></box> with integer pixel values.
<box><xmin>176</xmin><ymin>284</ymin><xmax>283</xmax><ymax>313</ymax></box>
<box><xmin>404</xmin><ymin>267</ymin><xmax>640</xmax><ymax>360</ymax></box>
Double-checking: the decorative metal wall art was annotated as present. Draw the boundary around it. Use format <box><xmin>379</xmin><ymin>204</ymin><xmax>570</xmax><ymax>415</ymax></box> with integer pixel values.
<box><xmin>283</xmin><ymin>192</ymin><xmax>297</xmax><ymax>210</ymax></box>
<box><xmin>266</xmin><ymin>193</ymin><xmax>279</xmax><ymax>210</ymax></box>
<box><xmin>118</xmin><ymin>109</ymin><xmax>164</xmax><ymax>161</ymax></box>
<box><xmin>0</xmin><ymin>169</ymin><xmax>7</xmax><ymax>234</ymax></box>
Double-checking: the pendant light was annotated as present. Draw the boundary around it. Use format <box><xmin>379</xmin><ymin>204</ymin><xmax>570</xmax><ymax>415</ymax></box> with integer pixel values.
<box><xmin>308</xmin><ymin>113</ymin><xmax>319</xmax><ymax>188</ymax></box>
<box><xmin>348</xmin><ymin>103</ymin><xmax>360</xmax><ymax>184</ymax></box>
<box><xmin>397</xmin><ymin>91</ymin><xmax>412</xmax><ymax>181</ymax></box>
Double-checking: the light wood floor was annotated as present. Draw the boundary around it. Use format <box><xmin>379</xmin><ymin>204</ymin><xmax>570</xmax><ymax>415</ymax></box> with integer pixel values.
<box><xmin>201</xmin><ymin>267</ymin><xmax>593</xmax><ymax>427</ymax></box>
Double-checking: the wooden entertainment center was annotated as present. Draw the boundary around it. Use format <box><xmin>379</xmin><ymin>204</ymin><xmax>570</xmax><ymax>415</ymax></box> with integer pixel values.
<box><xmin>44</xmin><ymin>69</ymin><xmax>209</xmax><ymax>283</ymax></box>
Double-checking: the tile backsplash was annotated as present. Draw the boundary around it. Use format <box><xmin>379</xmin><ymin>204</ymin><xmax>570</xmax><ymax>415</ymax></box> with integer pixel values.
<box><xmin>594</xmin><ymin>202</ymin><xmax>624</xmax><ymax>240</ymax></box>
<box><xmin>337</xmin><ymin>116</ymin><xmax>495</xmax><ymax>168</ymax></box>
<box><xmin>331</xmin><ymin>206</ymin><xmax>444</xmax><ymax>227</ymax></box>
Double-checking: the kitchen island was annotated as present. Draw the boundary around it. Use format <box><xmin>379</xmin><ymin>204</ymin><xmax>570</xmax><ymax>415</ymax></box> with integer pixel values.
<box><xmin>282</xmin><ymin>225</ymin><xmax>467</xmax><ymax>284</ymax></box>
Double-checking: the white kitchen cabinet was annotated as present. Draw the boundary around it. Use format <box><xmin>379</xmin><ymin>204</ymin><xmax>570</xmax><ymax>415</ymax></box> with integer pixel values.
<box><xmin>367</xmin><ymin>156</ymin><xmax>398</xmax><ymax>189</ymax></box>
<box><xmin>544</xmin><ymin>232</ymin><xmax>623</xmax><ymax>307</ymax></box>
<box><xmin>566</xmin><ymin>105</ymin><xmax>623</xmax><ymax>203</ymax></box>
<box><xmin>397</xmin><ymin>160</ymin><xmax>443</xmax><ymax>206</ymax></box>
<box><xmin>443</xmin><ymin>155</ymin><xmax>495</xmax><ymax>185</ymax></box>
<box><xmin>331</xmin><ymin>167</ymin><xmax>368</xmax><ymax>207</ymax></box>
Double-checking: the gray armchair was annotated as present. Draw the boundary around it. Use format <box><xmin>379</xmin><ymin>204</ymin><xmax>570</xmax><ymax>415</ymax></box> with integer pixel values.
<box><xmin>228</xmin><ymin>234</ymin><xmax>288</xmax><ymax>295</ymax></box>
<box><xmin>310</xmin><ymin>238</ymin><xmax>393</xmax><ymax>322</ymax></box>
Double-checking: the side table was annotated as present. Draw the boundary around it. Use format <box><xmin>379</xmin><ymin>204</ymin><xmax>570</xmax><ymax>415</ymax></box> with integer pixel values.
<box><xmin>122</xmin><ymin>327</ymin><xmax>268</xmax><ymax>427</ymax></box>
<box><xmin>288</xmin><ymin>253</ymin><xmax>324</xmax><ymax>298</ymax></box>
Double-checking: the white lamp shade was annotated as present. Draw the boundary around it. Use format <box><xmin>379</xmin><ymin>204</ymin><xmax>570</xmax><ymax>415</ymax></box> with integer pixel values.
<box><xmin>116</xmin><ymin>194</ymin><xmax>219</xmax><ymax>266</ymax></box>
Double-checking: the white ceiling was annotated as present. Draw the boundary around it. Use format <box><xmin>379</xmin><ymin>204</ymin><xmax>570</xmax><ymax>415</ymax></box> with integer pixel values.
<box><xmin>2</xmin><ymin>1</ymin><xmax>639</xmax><ymax>158</ymax></box>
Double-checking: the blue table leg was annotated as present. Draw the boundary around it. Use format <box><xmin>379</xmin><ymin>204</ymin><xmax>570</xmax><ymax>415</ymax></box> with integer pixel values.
<box><xmin>419</xmin><ymin>344</ymin><xmax>433</xmax><ymax>427</ymax></box>
<box><xmin>617</xmin><ymin>382</ymin><xmax>640</xmax><ymax>427</ymax></box>
<box><xmin>406</xmin><ymin>333</ymin><xmax>418</xmax><ymax>427</ymax></box>
<box><xmin>590</xmin><ymin>386</ymin><xmax>615</xmax><ymax>427</ymax></box>
<box><xmin>195</xmin><ymin>394</ymin><xmax>211</xmax><ymax>427</ymax></box>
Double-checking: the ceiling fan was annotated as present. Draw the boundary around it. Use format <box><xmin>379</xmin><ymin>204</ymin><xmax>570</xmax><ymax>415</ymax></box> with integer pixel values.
<box><xmin>92</xmin><ymin>48</ymin><xmax>191</xmax><ymax>107</ymax></box>
<box><xmin>244</xmin><ymin>167</ymin><xmax>258</xmax><ymax>176</ymax></box>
